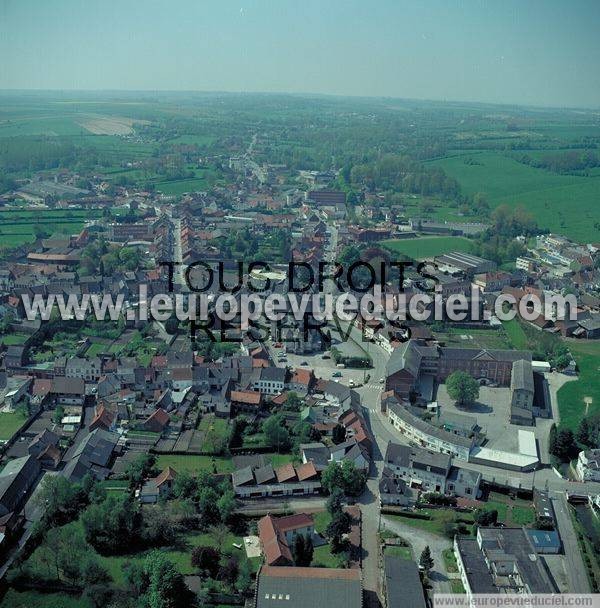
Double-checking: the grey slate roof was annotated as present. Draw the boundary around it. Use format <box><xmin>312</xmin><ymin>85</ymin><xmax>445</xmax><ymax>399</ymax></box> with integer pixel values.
<box><xmin>511</xmin><ymin>359</ymin><xmax>534</xmax><ymax>392</ymax></box>
<box><xmin>385</xmin><ymin>441</ymin><xmax>451</xmax><ymax>476</ymax></box>
<box><xmin>384</xmin><ymin>556</ymin><xmax>427</xmax><ymax>608</ymax></box>
<box><xmin>387</xmin><ymin>402</ymin><xmax>473</xmax><ymax>449</ymax></box>
<box><xmin>256</xmin><ymin>566</ymin><xmax>362</xmax><ymax>608</ymax></box>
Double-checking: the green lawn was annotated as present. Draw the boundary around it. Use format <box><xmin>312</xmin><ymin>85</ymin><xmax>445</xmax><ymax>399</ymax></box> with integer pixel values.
<box><xmin>385</xmin><ymin>545</ymin><xmax>413</xmax><ymax>560</ymax></box>
<box><xmin>483</xmin><ymin>501</ymin><xmax>508</xmax><ymax>523</ymax></box>
<box><xmin>313</xmin><ymin>511</ymin><xmax>332</xmax><ymax>535</ymax></box>
<box><xmin>153</xmin><ymin>454</ymin><xmax>234</xmax><ymax>475</ymax></box>
<box><xmin>0</xmin><ymin>590</ymin><xmax>88</xmax><ymax>608</ymax></box>
<box><xmin>442</xmin><ymin>548</ymin><xmax>458</xmax><ymax>573</ymax></box>
<box><xmin>267</xmin><ymin>453</ymin><xmax>296</xmax><ymax>468</ymax></box>
<box><xmin>312</xmin><ymin>544</ymin><xmax>346</xmax><ymax>568</ymax></box>
<box><xmin>0</xmin><ymin>333</ymin><xmax>29</xmax><ymax>346</ymax></box>
<box><xmin>382</xmin><ymin>236</ymin><xmax>474</xmax><ymax>260</ymax></box>
<box><xmin>85</xmin><ymin>342</ymin><xmax>110</xmax><ymax>357</ymax></box>
<box><xmin>511</xmin><ymin>506</ymin><xmax>535</xmax><ymax>525</ymax></box>
<box><xmin>197</xmin><ymin>415</ymin><xmax>229</xmax><ymax>453</ymax></box>
<box><xmin>0</xmin><ymin>410</ymin><xmax>28</xmax><ymax>440</ymax></box>
<box><xmin>557</xmin><ymin>340</ymin><xmax>600</xmax><ymax>430</ymax></box>
<box><xmin>429</xmin><ymin>151</ymin><xmax>600</xmax><ymax>242</ymax></box>
<box><xmin>450</xmin><ymin>579</ymin><xmax>466</xmax><ymax>594</ymax></box>
<box><xmin>503</xmin><ymin>319</ymin><xmax>529</xmax><ymax>350</ymax></box>
<box><xmin>434</xmin><ymin>327</ymin><xmax>512</xmax><ymax>350</ymax></box>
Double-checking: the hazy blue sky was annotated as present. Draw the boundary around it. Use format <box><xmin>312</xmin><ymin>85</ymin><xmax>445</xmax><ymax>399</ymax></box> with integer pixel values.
<box><xmin>1</xmin><ymin>0</ymin><xmax>599</xmax><ymax>107</ymax></box>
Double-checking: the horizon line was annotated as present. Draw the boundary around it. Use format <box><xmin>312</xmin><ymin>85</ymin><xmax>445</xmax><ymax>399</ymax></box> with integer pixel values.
<box><xmin>0</xmin><ymin>87</ymin><xmax>598</xmax><ymax>113</ymax></box>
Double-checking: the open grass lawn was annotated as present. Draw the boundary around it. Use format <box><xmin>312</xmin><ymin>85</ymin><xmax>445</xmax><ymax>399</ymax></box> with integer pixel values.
<box><xmin>557</xmin><ymin>340</ymin><xmax>600</xmax><ymax>430</ymax></box>
<box><xmin>267</xmin><ymin>453</ymin><xmax>296</xmax><ymax>468</ymax></box>
<box><xmin>511</xmin><ymin>506</ymin><xmax>535</xmax><ymax>525</ymax></box>
<box><xmin>197</xmin><ymin>415</ymin><xmax>229</xmax><ymax>453</ymax></box>
<box><xmin>0</xmin><ymin>333</ymin><xmax>29</xmax><ymax>346</ymax></box>
<box><xmin>0</xmin><ymin>409</ymin><xmax>28</xmax><ymax>440</ymax></box>
<box><xmin>381</xmin><ymin>236</ymin><xmax>474</xmax><ymax>260</ymax></box>
<box><xmin>84</xmin><ymin>342</ymin><xmax>110</xmax><ymax>357</ymax></box>
<box><xmin>502</xmin><ymin>319</ymin><xmax>529</xmax><ymax>350</ymax></box>
<box><xmin>313</xmin><ymin>511</ymin><xmax>332</xmax><ymax>535</ymax></box>
<box><xmin>486</xmin><ymin>492</ymin><xmax>535</xmax><ymax>526</ymax></box>
<box><xmin>434</xmin><ymin>327</ymin><xmax>512</xmax><ymax>350</ymax></box>
<box><xmin>429</xmin><ymin>151</ymin><xmax>600</xmax><ymax>242</ymax></box>
<box><xmin>312</xmin><ymin>544</ymin><xmax>346</xmax><ymax>568</ymax></box>
<box><xmin>0</xmin><ymin>590</ymin><xmax>88</xmax><ymax>608</ymax></box>
<box><xmin>154</xmin><ymin>453</ymin><xmax>234</xmax><ymax>475</ymax></box>
<box><xmin>450</xmin><ymin>579</ymin><xmax>466</xmax><ymax>594</ymax></box>
<box><xmin>99</xmin><ymin>529</ymin><xmax>262</xmax><ymax>586</ymax></box>
<box><xmin>384</xmin><ymin>545</ymin><xmax>413</xmax><ymax>560</ymax></box>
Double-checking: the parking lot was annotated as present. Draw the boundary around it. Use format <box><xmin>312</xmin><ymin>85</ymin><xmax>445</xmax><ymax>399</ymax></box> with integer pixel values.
<box><xmin>435</xmin><ymin>384</ymin><xmax>551</xmax><ymax>455</ymax></box>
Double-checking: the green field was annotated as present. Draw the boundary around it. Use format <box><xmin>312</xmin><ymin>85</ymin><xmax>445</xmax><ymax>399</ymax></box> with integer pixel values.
<box><xmin>0</xmin><ymin>208</ymin><xmax>104</xmax><ymax>248</ymax></box>
<box><xmin>434</xmin><ymin>327</ymin><xmax>513</xmax><ymax>350</ymax></box>
<box><xmin>381</xmin><ymin>236</ymin><xmax>474</xmax><ymax>259</ymax></box>
<box><xmin>0</xmin><ymin>410</ymin><xmax>28</xmax><ymax>441</ymax></box>
<box><xmin>197</xmin><ymin>415</ymin><xmax>230</xmax><ymax>454</ymax></box>
<box><xmin>502</xmin><ymin>319</ymin><xmax>529</xmax><ymax>350</ymax></box>
<box><xmin>153</xmin><ymin>453</ymin><xmax>234</xmax><ymax>475</ymax></box>
<box><xmin>430</xmin><ymin>151</ymin><xmax>600</xmax><ymax>242</ymax></box>
<box><xmin>0</xmin><ymin>590</ymin><xmax>87</xmax><ymax>608</ymax></box>
<box><xmin>557</xmin><ymin>340</ymin><xmax>600</xmax><ymax>430</ymax></box>
<box><xmin>155</xmin><ymin>175</ymin><xmax>213</xmax><ymax>195</ymax></box>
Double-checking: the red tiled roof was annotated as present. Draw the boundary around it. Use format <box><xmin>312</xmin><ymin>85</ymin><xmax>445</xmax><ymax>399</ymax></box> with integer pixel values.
<box><xmin>292</xmin><ymin>368</ymin><xmax>313</xmax><ymax>386</ymax></box>
<box><xmin>230</xmin><ymin>390</ymin><xmax>261</xmax><ymax>405</ymax></box>
<box><xmin>296</xmin><ymin>461</ymin><xmax>318</xmax><ymax>481</ymax></box>
<box><xmin>145</xmin><ymin>408</ymin><xmax>170</xmax><ymax>428</ymax></box>
<box><xmin>275</xmin><ymin>513</ymin><xmax>313</xmax><ymax>533</ymax></box>
<box><xmin>154</xmin><ymin>466</ymin><xmax>177</xmax><ymax>487</ymax></box>
<box><xmin>258</xmin><ymin>514</ymin><xmax>292</xmax><ymax>566</ymax></box>
<box><xmin>275</xmin><ymin>462</ymin><xmax>297</xmax><ymax>483</ymax></box>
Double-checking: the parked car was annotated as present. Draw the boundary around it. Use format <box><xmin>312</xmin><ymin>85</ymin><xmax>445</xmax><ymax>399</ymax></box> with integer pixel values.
<box><xmin>332</xmin><ymin>371</ymin><xmax>342</xmax><ymax>377</ymax></box>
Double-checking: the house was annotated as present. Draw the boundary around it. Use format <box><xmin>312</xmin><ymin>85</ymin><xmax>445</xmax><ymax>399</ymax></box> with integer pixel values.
<box><xmin>454</xmin><ymin>527</ymin><xmax>557</xmax><ymax>594</ymax></box>
<box><xmin>0</xmin><ymin>454</ymin><xmax>41</xmax><ymax>517</ymax></box>
<box><xmin>4</xmin><ymin>345</ymin><xmax>26</xmax><ymax>370</ymax></box>
<box><xmin>382</xmin><ymin>556</ymin><xmax>427</xmax><ymax>608</ymax></box>
<box><xmin>65</xmin><ymin>357</ymin><xmax>102</xmax><ymax>382</ymax></box>
<box><xmin>62</xmin><ymin>429</ymin><xmax>118</xmax><ymax>482</ymax></box>
<box><xmin>255</xmin><ymin>566</ymin><xmax>362</xmax><ymax>608</ymax></box>
<box><xmin>576</xmin><ymin>449</ymin><xmax>600</xmax><ymax>482</ymax></box>
<box><xmin>258</xmin><ymin>513</ymin><xmax>315</xmax><ymax>567</ymax></box>
<box><xmin>329</xmin><ymin>439</ymin><xmax>369</xmax><ymax>472</ymax></box>
<box><xmin>379</xmin><ymin>467</ymin><xmax>417</xmax><ymax>507</ymax></box>
<box><xmin>89</xmin><ymin>404</ymin><xmax>116</xmax><ymax>432</ymax></box>
<box><xmin>230</xmin><ymin>390</ymin><xmax>263</xmax><ymax>413</ymax></box>
<box><xmin>474</xmin><ymin>271</ymin><xmax>512</xmax><ymax>293</ymax></box>
<box><xmin>254</xmin><ymin>367</ymin><xmax>286</xmax><ymax>396</ymax></box>
<box><xmin>50</xmin><ymin>377</ymin><xmax>85</xmax><ymax>406</ymax></box>
<box><xmin>139</xmin><ymin>467</ymin><xmax>178</xmax><ymax>504</ymax></box>
<box><xmin>28</xmin><ymin>429</ymin><xmax>60</xmax><ymax>458</ymax></box>
<box><xmin>510</xmin><ymin>360</ymin><xmax>534</xmax><ymax>413</ymax></box>
<box><xmin>384</xmin><ymin>441</ymin><xmax>480</xmax><ymax>498</ymax></box>
<box><xmin>384</xmin><ymin>442</ymin><xmax>450</xmax><ymax>494</ymax></box>
<box><xmin>142</xmin><ymin>408</ymin><xmax>170</xmax><ymax>433</ymax></box>
<box><xmin>289</xmin><ymin>368</ymin><xmax>315</xmax><ymax>396</ymax></box>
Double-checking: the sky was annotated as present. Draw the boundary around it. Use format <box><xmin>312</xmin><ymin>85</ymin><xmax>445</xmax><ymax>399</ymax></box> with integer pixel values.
<box><xmin>1</xmin><ymin>0</ymin><xmax>600</xmax><ymax>108</ymax></box>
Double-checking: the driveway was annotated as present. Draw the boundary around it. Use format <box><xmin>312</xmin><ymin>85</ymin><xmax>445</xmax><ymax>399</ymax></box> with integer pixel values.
<box><xmin>380</xmin><ymin>514</ymin><xmax>453</xmax><ymax>595</ymax></box>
